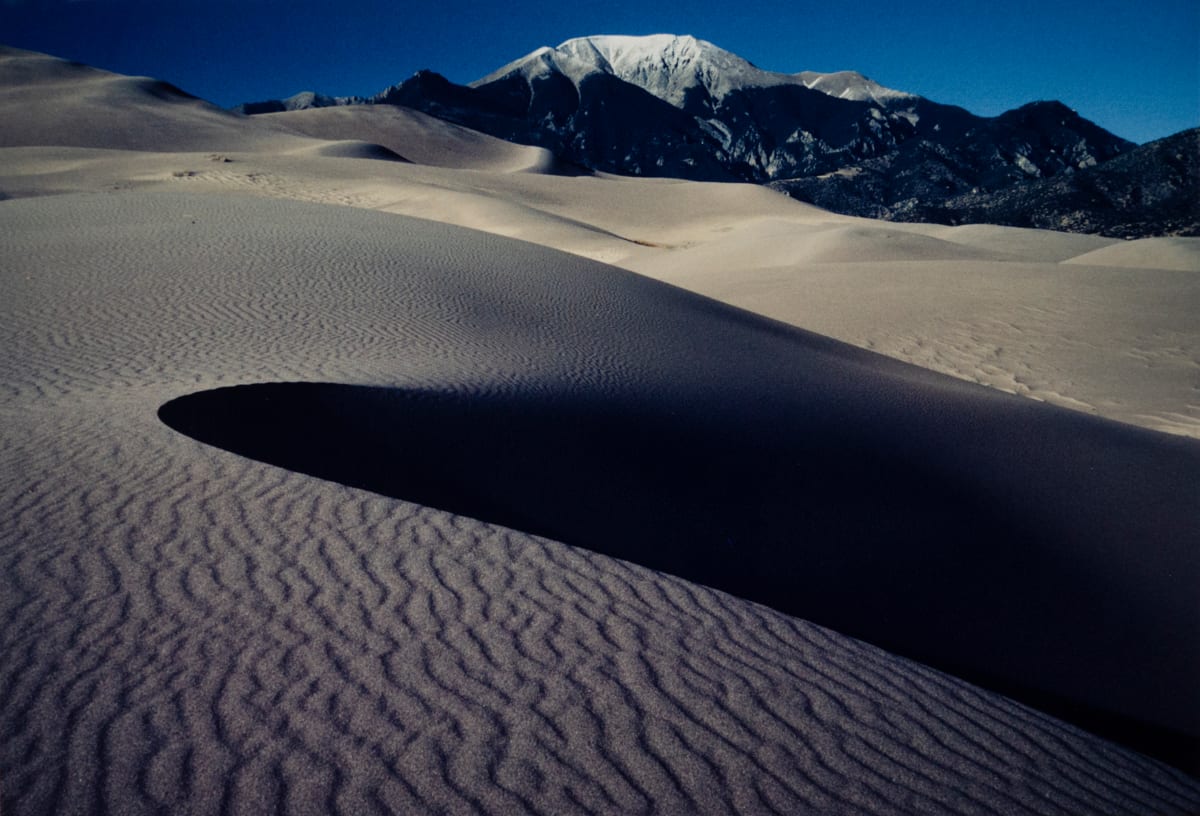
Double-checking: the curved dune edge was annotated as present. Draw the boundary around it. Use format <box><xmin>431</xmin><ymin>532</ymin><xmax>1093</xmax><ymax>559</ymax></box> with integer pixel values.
<box><xmin>263</xmin><ymin>105</ymin><xmax>568</xmax><ymax>173</ymax></box>
<box><xmin>3</xmin><ymin>42</ymin><xmax>1196</xmax><ymax>442</ymax></box>
<box><xmin>2</xmin><ymin>190</ymin><xmax>1198</xmax><ymax>814</ymax></box>
<box><xmin>158</xmin><ymin>378</ymin><xmax>1200</xmax><ymax>769</ymax></box>
<box><xmin>1063</xmin><ymin>236</ymin><xmax>1200</xmax><ymax>271</ymax></box>
<box><xmin>296</xmin><ymin>139</ymin><xmax>411</xmax><ymax>163</ymax></box>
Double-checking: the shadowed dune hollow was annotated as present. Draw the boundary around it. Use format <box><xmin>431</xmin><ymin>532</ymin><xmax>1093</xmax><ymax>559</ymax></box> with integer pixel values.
<box><xmin>3</xmin><ymin>43</ymin><xmax>1200</xmax><ymax>806</ymax></box>
<box><xmin>161</xmin><ymin>373</ymin><xmax>1200</xmax><ymax>771</ymax></box>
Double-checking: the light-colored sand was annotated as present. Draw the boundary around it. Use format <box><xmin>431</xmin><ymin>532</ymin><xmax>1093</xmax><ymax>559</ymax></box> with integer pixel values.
<box><xmin>2</xmin><ymin>48</ymin><xmax>1195</xmax><ymax>438</ymax></box>
<box><xmin>626</xmin><ymin>247</ymin><xmax>1200</xmax><ymax>435</ymax></box>
<box><xmin>0</xmin><ymin>47</ymin><xmax>308</xmax><ymax>153</ymax></box>
<box><xmin>1062</xmin><ymin>236</ymin><xmax>1200</xmax><ymax>271</ymax></box>
<box><xmin>262</xmin><ymin>105</ymin><xmax>563</xmax><ymax>172</ymax></box>
<box><xmin>4</xmin><ymin>189</ymin><xmax>1198</xmax><ymax>815</ymax></box>
<box><xmin>925</xmin><ymin>223</ymin><xmax>1118</xmax><ymax>262</ymax></box>
<box><xmin>2</xmin><ymin>46</ymin><xmax>1199</xmax><ymax>814</ymax></box>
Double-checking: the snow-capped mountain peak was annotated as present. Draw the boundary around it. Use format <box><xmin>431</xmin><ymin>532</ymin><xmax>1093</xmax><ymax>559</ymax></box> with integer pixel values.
<box><xmin>472</xmin><ymin>34</ymin><xmax>914</xmax><ymax>109</ymax></box>
<box><xmin>793</xmin><ymin>70</ymin><xmax>914</xmax><ymax>104</ymax></box>
<box><xmin>236</xmin><ymin>32</ymin><xmax>1137</xmax><ymax>229</ymax></box>
<box><xmin>551</xmin><ymin>34</ymin><xmax>764</xmax><ymax>107</ymax></box>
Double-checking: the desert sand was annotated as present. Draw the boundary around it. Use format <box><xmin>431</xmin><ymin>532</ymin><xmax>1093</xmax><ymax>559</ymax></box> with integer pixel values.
<box><xmin>2</xmin><ymin>45</ymin><xmax>1199</xmax><ymax>814</ymax></box>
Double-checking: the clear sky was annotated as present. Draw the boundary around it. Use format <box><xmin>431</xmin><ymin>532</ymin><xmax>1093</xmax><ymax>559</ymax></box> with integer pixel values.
<box><xmin>2</xmin><ymin>0</ymin><xmax>1197</xmax><ymax>144</ymax></box>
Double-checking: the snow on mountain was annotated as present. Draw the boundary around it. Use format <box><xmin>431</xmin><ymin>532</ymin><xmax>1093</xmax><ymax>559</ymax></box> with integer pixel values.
<box><xmin>793</xmin><ymin>70</ymin><xmax>914</xmax><ymax>104</ymax></box>
<box><xmin>233</xmin><ymin>33</ymin><xmax>1139</xmax><ymax>232</ymax></box>
<box><xmin>234</xmin><ymin>90</ymin><xmax>364</xmax><ymax>115</ymax></box>
<box><xmin>474</xmin><ymin>34</ymin><xmax>914</xmax><ymax>111</ymax></box>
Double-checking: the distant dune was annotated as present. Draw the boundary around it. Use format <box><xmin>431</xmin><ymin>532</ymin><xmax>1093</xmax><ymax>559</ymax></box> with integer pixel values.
<box><xmin>2</xmin><ymin>45</ymin><xmax>1198</xmax><ymax>814</ymax></box>
<box><xmin>261</xmin><ymin>105</ymin><xmax>565</xmax><ymax>173</ymax></box>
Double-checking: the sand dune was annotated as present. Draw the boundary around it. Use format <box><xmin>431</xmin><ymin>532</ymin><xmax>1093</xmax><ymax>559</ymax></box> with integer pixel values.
<box><xmin>298</xmin><ymin>138</ymin><xmax>410</xmax><ymax>162</ymax></box>
<box><xmin>0</xmin><ymin>46</ymin><xmax>309</xmax><ymax>152</ymax></box>
<box><xmin>2</xmin><ymin>191</ymin><xmax>1198</xmax><ymax>815</ymax></box>
<box><xmin>2</xmin><ymin>102</ymin><xmax>1195</xmax><ymax>438</ymax></box>
<box><xmin>619</xmin><ymin>220</ymin><xmax>1020</xmax><ymax>275</ymax></box>
<box><xmin>2</xmin><ymin>47</ymin><xmax>1200</xmax><ymax>814</ymax></box>
<box><xmin>1062</xmin><ymin>236</ymin><xmax>1200</xmax><ymax>271</ymax></box>
<box><xmin>926</xmin><ymin>223</ymin><xmax>1118</xmax><ymax>262</ymax></box>
<box><xmin>627</xmin><ymin>254</ymin><xmax>1200</xmax><ymax>435</ymax></box>
<box><xmin>263</xmin><ymin>105</ymin><xmax>564</xmax><ymax>172</ymax></box>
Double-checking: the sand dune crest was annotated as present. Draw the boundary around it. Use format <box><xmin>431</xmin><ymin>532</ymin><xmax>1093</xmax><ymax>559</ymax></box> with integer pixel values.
<box><xmin>1062</xmin><ymin>236</ymin><xmax>1200</xmax><ymax>270</ymax></box>
<box><xmin>3</xmin><ymin>45</ymin><xmax>1200</xmax><ymax>813</ymax></box>
<box><xmin>264</xmin><ymin>105</ymin><xmax>566</xmax><ymax>173</ymax></box>
<box><xmin>2</xmin><ymin>192</ymin><xmax>1198</xmax><ymax>813</ymax></box>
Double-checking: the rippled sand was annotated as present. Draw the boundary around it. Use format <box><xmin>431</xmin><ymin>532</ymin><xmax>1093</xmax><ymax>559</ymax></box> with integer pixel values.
<box><xmin>1</xmin><ymin>45</ymin><xmax>1198</xmax><ymax>814</ymax></box>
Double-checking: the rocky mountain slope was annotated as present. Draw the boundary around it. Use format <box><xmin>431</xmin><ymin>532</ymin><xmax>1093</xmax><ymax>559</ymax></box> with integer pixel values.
<box><xmin>369</xmin><ymin>36</ymin><xmax>1131</xmax><ymax>184</ymax></box>
<box><xmin>818</xmin><ymin>126</ymin><xmax>1198</xmax><ymax>237</ymax></box>
<box><xmin>237</xmin><ymin>34</ymin><xmax>1196</xmax><ymax>236</ymax></box>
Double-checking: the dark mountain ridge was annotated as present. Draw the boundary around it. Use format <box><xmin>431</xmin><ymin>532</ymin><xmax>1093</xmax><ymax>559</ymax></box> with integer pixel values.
<box><xmin>852</xmin><ymin>127</ymin><xmax>1199</xmax><ymax>237</ymax></box>
<box><xmin>237</xmin><ymin>35</ymin><xmax>1195</xmax><ymax>236</ymax></box>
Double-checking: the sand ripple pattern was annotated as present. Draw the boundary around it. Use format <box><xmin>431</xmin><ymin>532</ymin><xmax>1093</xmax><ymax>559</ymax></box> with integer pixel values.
<box><xmin>2</xmin><ymin>191</ymin><xmax>1197</xmax><ymax>815</ymax></box>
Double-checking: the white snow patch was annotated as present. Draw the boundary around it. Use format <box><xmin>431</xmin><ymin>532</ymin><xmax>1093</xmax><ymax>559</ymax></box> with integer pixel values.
<box><xmin>472</xmin><ymin>34</ymin><xmax>916</xmax><ymax>110</ymax></box>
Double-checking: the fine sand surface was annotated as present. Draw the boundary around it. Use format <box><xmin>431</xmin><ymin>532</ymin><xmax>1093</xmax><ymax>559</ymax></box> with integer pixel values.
<box><xmin>4</xmin><ymin>189</ymin><xmax>1199</xmax><ymax>816</ymax></box>
<box><xmin>2</xmin><ymin>44</ymin><xmax>1196</xmax><ymax>439</ymax></box>
<box><xmin>2</xmin><ymin>45</ymin><xmax>1200</xmax><ymax>814</ymax></box>
<box><xmin>261</xmin><ymin>105</ymin><xmax>566</xmax><ymax>173</ymax></box>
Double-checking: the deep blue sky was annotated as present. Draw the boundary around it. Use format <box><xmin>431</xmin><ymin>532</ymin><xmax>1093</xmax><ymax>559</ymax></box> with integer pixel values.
<box><xmin>2</xmin><ymin>0</ymin><xmax>1197</xmax><ymax>144</ymax></box>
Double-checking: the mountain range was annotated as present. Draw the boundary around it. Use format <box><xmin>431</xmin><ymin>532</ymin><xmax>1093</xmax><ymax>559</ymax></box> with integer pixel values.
<box><xmin>239</xmin><ymin>34</ymin><xmax>1196</xmax><ymax>237</ymax></box>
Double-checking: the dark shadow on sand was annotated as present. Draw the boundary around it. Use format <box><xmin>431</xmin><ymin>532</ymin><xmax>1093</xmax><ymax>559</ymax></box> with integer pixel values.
<box><xmin>160</xmin><ymin>381</ymin><xmax>1200</xmax><ymax>773</ymax></box>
